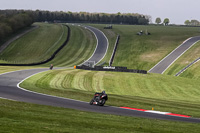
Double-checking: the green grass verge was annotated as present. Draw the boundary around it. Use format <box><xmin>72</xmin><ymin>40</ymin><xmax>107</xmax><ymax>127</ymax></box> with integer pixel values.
<box><xmin>43</xmin><ymin>25</ymin><xmax>96</xmax><ymax>67</ymax></box>
<box><xmin>0</xmin><ymin>23</ymin><xmax>67</xmax><ymax>64</ymax></box>
<box><xmin>1</xmin><ymin>99</ymin><xmax>200</xmax><ymax>133</ymax></box>
<box><xmin>90</xmin><ymin>24</ymin><xmax>200</xmax><ymax>71</ymax></box>
<box><xmin>0</xmin><ymin>66</ymin><xmax>43</xmax><ymax>74</ymax></box>
<box><xmin>165</xmin><ymin>41</ymin><xmax>200</xmax><ymax>78</ymax></box>
<box><xmin>20</xmin><ymin>69</ymin><xmax>200</xmax><ymax>117</ymax></box>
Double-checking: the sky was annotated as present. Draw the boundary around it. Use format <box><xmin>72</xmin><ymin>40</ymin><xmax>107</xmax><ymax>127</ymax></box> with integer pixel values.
<box><xmin>0</xmin><ymin>0</ymin><xmax>199</xmax><ymax>24</ymax></box>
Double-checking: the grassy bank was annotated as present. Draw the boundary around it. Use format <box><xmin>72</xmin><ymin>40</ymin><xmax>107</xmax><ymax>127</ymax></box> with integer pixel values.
<box><xmin>0</xmin><ymin>23</ymin><xmax>96</xmax><ymax>67</ymax></box>
<box><xmin>20</xmin><ymin>69</ymin><xmax>200</xmax><ymax>117</ymax></box>
<box><xmin>1</xmin><ymin>99</ymin><xmax>200</xmax><ymax>133</ymax></box>
<box><xmin>0</xmin><ymin>23</ymin><xmax>67</xmax><ymax>64</ymax></box>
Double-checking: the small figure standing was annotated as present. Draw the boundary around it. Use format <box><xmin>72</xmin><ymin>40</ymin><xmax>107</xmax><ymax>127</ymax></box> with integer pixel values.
<box><xmin>50</xmin><ymin>64</ymin><xmax>53</xmax><ymax>70</ymax></box>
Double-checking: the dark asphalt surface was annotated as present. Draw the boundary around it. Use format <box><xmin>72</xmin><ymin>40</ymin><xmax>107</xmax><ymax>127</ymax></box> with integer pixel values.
<box><xmin>82</xmin><ymin>26</ymin><xmax>108</xmax><ymax>65</ymax></box>
<box><xmin>149</xmin><ymin>36</ymin><xmax>200</xmax><ymax>74</ymax></box>
<box><xmin>0</xmin><ymin>27</ymin><xmax>200</xmax><ymax>123</ymax></box>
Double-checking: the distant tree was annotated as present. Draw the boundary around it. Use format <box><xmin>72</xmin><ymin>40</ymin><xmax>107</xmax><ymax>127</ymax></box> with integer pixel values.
<box><xmin>0</xmin><ymin>11</ymin><xmax>33</xmax><ymax>42</ymax></box>
<box><xmin>163</xmin><ymin>18</ymin><xmax>170</xmax><ymax>25</ymax></box>
<box><xmin>138</xmin><ymin>16</ymin><xmax>148</xmax><ymax>25</ymax></box>
<box><xmin>184</xmin><ymin>20</ymin><xmax>191</xmax><ymax>26</ymax></box>
<box><xmin>191</xmin><ymin>20</ymin><xmax>199</xmax><ymax>26</ymax></box>
<box><xmin>155</xmin><ymin>17</ymin><xmax>161</xmax><ymax>24</ymax></box>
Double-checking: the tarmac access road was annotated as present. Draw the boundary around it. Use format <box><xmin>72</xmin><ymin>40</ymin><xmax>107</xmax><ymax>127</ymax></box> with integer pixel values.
<box><xmin>149</xmin><ymin>36</ymin><xmax>200</xmax><ymax>74</ymax></box>
<box><xmin>0</xmin><ymin>69</ymin><xmax>200</xmax><ymax>123</ymax></box>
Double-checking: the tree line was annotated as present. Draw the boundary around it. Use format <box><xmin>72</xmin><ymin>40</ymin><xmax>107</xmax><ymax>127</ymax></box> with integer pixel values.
<box><xmin>33</xmin><ymin>10</ymin><xmax>149</xmax><ymax>25</ymax></box>
<box><xmin>184</xmin><ymin>20</ymin><xmax>200</xmax><ymax>26</ymax></box>
<box><xmin>1</xmin><ymin>9</ymin><xmax>150</xmax><ymax>25</ymax></box>
<box><xmin>155</xmin><ymin>17</ymin><xmax>170</xmax><ymax>25</ymax></box>
<box><xmin>0</xmin><ymin>10</ymin><xmax>34</xmax><ymax>43</ymax></box>
<box><xmin>0</xmin><ymin>9</ymin><xmax>150</xmax><ymax>42</ymax></box>
<box><xmin>155</xmin><ymin>17</ymin><xmax>200</xmax><ymax>26</ymax></box>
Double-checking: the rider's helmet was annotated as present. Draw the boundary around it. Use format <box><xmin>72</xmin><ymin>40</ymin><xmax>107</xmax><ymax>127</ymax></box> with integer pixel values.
<box><xmin>102</xmin><ymin>90</ymin><xmax>105</xmax><ymax>94</ymax></box>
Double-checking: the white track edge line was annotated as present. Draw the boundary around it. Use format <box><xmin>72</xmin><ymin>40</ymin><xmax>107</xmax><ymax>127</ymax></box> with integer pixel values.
<box><xmin>78</xmin><ymin>26</ymin><xmax>99</xmax><ymax>66</ymax></box>
<box><xmin>0</xmin><ymin>96</ymin><xmax>16</xmax><ymax>101</ymax></box>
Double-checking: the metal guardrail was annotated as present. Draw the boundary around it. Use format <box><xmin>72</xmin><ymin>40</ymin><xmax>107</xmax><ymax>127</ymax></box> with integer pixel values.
<box><xmin>76</xmin><ymin>65</ymin><xmax>147</xmax><ymax>74</ymax></box>
<box><xmin>175</xmin><ymin>57</ymin><xmax>200</xmax><ymax>76</ymax></box>
<box><xmin>109</xmin><ymin>35</ymin><xmax>120</xmax><ymax>66</ymax></box>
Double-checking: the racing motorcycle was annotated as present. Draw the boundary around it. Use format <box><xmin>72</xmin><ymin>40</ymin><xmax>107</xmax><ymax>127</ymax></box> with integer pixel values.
<box><xmin>90</xmin><ymin>92</ymin><xmax>108</xmax><ymax>106</ymax></box>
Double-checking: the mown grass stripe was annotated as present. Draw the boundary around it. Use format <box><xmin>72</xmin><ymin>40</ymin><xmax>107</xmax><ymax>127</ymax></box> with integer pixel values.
<box><xmin>92</xmin><ymin>71</ymin><xmax>105</xmax><ymax>92</ymax></box>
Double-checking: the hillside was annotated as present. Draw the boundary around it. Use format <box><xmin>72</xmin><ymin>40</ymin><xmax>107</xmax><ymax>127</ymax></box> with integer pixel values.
<box><xmin>0</xmin><ymin>23</ymin><xmax>96</xmax><ymax>67</ymax></box>
<box><xmin>90</xmin><ymin>24</ymin><xmax>200</xmax><ymax>71</ymax></box>
<box><xmin>0</xmin><ymin>23</ymin><xmax>67</xmax><ymax>64</ymax></box>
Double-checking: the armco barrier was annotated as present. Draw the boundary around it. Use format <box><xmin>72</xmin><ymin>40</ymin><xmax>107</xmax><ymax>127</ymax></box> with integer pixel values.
<box><xmin>109</xmin><ymin>35</ymin><xmax>120</xmax><ymax>66</ymax></box>
<box><xmin>0</xmin><ymin>25</ymin><xmax>70</xmax><ymax>66</ymax></box>
<box><xmin>76</xmin><ymin>65</ymin><xmax>147</xmax><ymax>74</ymax></box>
<box><xmin>175</xmin><ymin>57</ymin><xmax>200</xmax><ymax>76</ymax></box>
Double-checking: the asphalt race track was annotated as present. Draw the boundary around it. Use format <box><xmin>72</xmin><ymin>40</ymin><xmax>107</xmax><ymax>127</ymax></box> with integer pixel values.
<box><xmin>149</xmin><ymin>36</ymin><xmax>200</xmax><ymax>74</ymax></box>
<box><xmin>81</xmin><ymin>26</ymin><xmax>108</xmax><ymax>66</ymax></box>
<box><xmin>0</xmin><ymin>26</ymin><xmax>200</xmax><ymax>123</ymax></box>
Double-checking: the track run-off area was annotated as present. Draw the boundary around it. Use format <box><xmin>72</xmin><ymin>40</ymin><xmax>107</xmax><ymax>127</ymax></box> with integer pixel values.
<box><xmin>0</xmin><ymin>25</ymin><xmax>200</xmax><ymax>123</ymax></box>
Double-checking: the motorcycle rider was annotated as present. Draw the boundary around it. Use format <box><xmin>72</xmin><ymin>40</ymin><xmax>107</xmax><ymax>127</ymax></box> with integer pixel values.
<box><xmin>100</xmin><ymin>90</ymin><xmax>108</xmax><ymax>100</ymax></box>
<box><xmin>94</xmin><ymin>90</ymin><xmax>107</xmax><ymax>101</ymax></box>
<box><xmin>90</xmin><ymin>90</ymin><xmax>108</xmax><ymax>106</ymax></box>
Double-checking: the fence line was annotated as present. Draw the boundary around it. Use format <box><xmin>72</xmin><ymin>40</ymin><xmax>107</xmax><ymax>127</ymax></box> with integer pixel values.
<box><xmin>175</xmin><ymin>57</ymin><xmax>200</xmax><ymax>76</ymax></box>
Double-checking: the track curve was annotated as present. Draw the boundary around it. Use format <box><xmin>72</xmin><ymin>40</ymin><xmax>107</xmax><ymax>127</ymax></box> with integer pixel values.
<box><xmin>81</xmin><ymin>26</ymin><xmax>108</xmax><ymax>66</ymax></box>
<box><xmin>0</xmin><ymin>26</ymin><xmax>200</xmax><ymax>123</ymax></box>
<box><xmin>149</xmin><ymin>36</ymin><xmax>200</xmax><ymax>74</ymax></box>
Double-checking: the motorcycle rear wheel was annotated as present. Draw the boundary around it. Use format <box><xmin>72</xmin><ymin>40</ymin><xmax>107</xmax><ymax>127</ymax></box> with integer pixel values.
<box><xmin>98</xmin><ymin>99</ymin><xmax>105</xmax><ymax>106</ymax></box>
<box><xmin>89</xmin><ymin>99</ymin><xmax>94</xmax><ymax>105</ymax></box>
